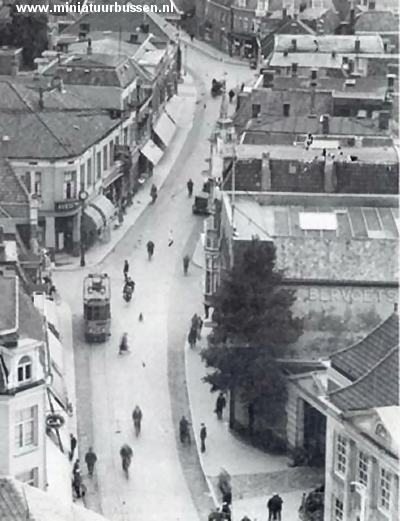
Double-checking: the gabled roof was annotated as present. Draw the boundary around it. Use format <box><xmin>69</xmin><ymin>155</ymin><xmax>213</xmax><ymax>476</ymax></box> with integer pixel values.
<box><xmin>329</xmin><ymin>345</ymin><xmax>399</xmax><ymax>412</ymax></box>
<box><xmin>330</xmin><ymin>312</ymin><xmax>399</xmax><ymax>381</ymax></box>
<box><xmin>274</xmin><ymin>34</ymin><xmax>384</xmax><ymax>54</ymax></box>
<box><xmin>0</xmin><ymin>159</ymin><xmax>30</xmax><ymax>220</ymax></box>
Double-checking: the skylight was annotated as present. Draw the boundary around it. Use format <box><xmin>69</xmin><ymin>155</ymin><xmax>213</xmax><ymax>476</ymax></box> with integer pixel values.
<box><xmin>299</xmin><ymin>212</ymin><xmax>337</xmax><ymax>231</ymax></box>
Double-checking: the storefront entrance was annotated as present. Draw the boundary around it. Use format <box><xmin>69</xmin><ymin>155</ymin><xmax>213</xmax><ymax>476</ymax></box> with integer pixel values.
<box><xmin>55</xmin><ymin>215</ymin><xmax>74</xmax><ymax>253</ymax></box>
<box><xmin>303</xmin><ymin>401</ymin><xmax>326</xmax><ymax>466</ymax></box>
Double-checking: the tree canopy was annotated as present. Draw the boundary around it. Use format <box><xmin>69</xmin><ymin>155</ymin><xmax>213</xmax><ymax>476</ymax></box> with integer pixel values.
<box><xmin>201</xmin><ymin>239</ymin><xmax>302</xmax><ymax>417</ymax></box>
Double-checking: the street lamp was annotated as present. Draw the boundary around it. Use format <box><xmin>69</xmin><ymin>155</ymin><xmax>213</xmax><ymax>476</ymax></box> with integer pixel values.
<box><xmin>79</xmin><ymin>189</ymin><xmax>88</xmax><ymax>267</ymax></box>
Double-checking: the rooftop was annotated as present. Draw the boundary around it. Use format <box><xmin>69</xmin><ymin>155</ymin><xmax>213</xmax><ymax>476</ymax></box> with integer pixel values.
<box><xmin>329</xmin><ymin>345</ymin><xmax>399</xmax><ymax>411</ymax></box>
<box><xmin>355</xmin><ymin>10</ymin><xmax>399</xmax><ymax>33</ymax></box>
<box><xmin>330</xmin><ymin>312</ymin><xmax>399</xmax><ymax>381</ymax></box>
<box><xmin>0</xmin><ymin>159</ymin><xmax>30</xmax><ymax>220</ymax></box>
<box><xmin>224</xmin><ymin>192</ymin><xmax>399</xmax><ymax>282</ymax></box>
<box><xmin>273</xmin><ymin>34</ymin><xmax>385</xmax><ymax>54</ymax></box>
<box><xmin>0</xmin><ymin>79</ymin><xmax>120</xmax><ymax>159</ymax></box>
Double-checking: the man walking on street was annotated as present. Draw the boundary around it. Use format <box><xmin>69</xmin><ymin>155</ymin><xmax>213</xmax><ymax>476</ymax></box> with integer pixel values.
<box><xmin>84</xmin><ymin>447</ymin><xmax>97</xmax><ymax>477</ymax></box>
<box><xmin>200</xmin><ymin>423</ymin><xmax>207</xmax><ymax>453</ymax></box>
<box><xmin>215</xmin><ymin>392</ymin><xmax>227</xmax><ymax>420</ymax></box>
<box><xmin>123</xmin><ymin>259</ymin><xmax>129</xmax><ymax>279</ymax></box>
<box><xmin>72</xmin><ymin>469</ymin><xmax>82</xmax><ymax>498</ymax></box>
<box><xmin>187</xmin><ymin>178</ymin><xmax>194</xmax><ymax>197</ymax></box>
<box><xmin>69</xmin><ymin>433</ymin><xmax>77</xmax><ymax>461</ymax></box>
<box><xmin>267</xmin><ymin>493</ymin><xmax>283</xmax><ymax>520</ymax></box>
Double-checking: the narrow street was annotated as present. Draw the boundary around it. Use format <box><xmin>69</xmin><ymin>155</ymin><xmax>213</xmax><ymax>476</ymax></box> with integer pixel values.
<box><xmin>54</xmin><ymin>46</ymin><xmax>253</xmax><ymax>521</ymax></box>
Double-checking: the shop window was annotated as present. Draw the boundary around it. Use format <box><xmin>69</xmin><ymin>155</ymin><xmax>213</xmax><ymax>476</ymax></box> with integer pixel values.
<box><xmin>87</xmin><ymin>158</ymin><xmax>92</xmax><ymax>186</ymax></box>
<box><xmin>16</xmin><ymin>468</ymin><xmax>39</xmax><ymax>487</ymax></box>
<box><xmin>17</xmin><ymin>355</ymin><xmax>32</xmax><ymax>384</ymax></box>
<box><xmin>96</xmin><ymin>151</ymin><xmax>101</xmax><ymax>179</ymax></box>
<box><xmin>109</xmin><ymin>140</ymin><xmax>114</xmax><ymax>166</ymax></box>
<box><xmin>63</xmin><ymin>171</ymin><xmax>76</xmax><ymax>199</ymax></box>
<box><xmin>103</xmin><ymin>145</ymin><xmax>108</xmax><ymax>171</ymax></box>
<box><xmin>379</xmin><ymin>467</ymin><xmax>392</xmax><ymax>511</ymax></box>
<box><xmin>333</xmin><ymin>497</ymin><xmax>343</xmax><ymax>520</ymax></box>
<box><xmin>80</xmin><ymin>164</ymin><xmax>85</xmax><ymax>190</ymax></box>
<box><xmin>335</xmin><ymin>433</ymin><xmax>347</xmax><ymax>476</ymax></box>
<box><xmin>357</xmin><ymin>450</ymin><xmax>369</xmax><ymax>487</ymax></box>
<box><xmin>15</xmin><ymin>406</ymin><xmax>38</xmax><ymax>450</ymax></box>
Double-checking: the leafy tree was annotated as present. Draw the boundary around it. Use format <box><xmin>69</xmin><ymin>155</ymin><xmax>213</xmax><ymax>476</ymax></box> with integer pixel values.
<box><xmin>6</xmin><ymin>7</ymin><xmax>48</xmax><ymax>68</ymax></box>
<box><xmin>201</xmin><ymin>239</ymin><xmax>302</xmax><ymax>428</ymax></box>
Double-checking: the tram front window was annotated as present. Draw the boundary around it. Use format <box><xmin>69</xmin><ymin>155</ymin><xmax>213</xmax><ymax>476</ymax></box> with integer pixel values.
<box><xmin>86</xmin><ymin>305</ymin><xmax>109</xmax><ymax>320</ymax></box>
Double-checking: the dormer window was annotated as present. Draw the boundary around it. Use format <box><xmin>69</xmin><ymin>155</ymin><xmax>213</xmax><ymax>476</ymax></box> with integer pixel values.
<box><xmin>375</xmin><ymin>422</ymin><xmax>388</xmax><ymax>439</ymax></box>
<box><xmin>17</xmin><ymin>356</ymin><xmax>32</xmax><ymax>384</ymax></box>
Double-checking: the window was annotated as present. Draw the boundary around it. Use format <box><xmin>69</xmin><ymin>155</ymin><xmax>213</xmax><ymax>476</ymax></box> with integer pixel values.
<box><xmin>335</xmin><ymin>433</ymin><xmax>347</xmax><ymax>475</ymax></box>
<box><xmin>15</xmin><ymin>406</ymin><xmax>38</xmax><ymax>450</ymax></box>
<box><xmin>123</xmin><ymin>127</ymin><xmax>129</xmax><ymax>145</ymax></box>
<box><xmin>334</xmin><ymin>497</ymin><xmax>344</xmax><ymax>520</ymax></box>
<box><xmin>379</xmin><ymin>467</ymin><xmax>392</xmax><ymax>511</ymax></box>
<box><xmin>63</xmin><ymin>171</ymin><xmax>76</xmax><ymax>199</ymax></box>
<box><xmin>109</xmin><ymin>140</ymin><xmax>114</xmax><ymax>165</ymax></box>
<box><xmin>80</xmin><ymin>164</ymin><xmax>85</xmax><ymax>190</ymax></box>
<box><xmin>87</xmin><ymin>158</ymin><xmax>92</xmax><ymax>186</ymax></box>
<box><xmin>96</xmin><ymin>151</ymin><xmax>101</xmax><ymax>179</ymax></box>
<box><xmin>17</xmin><ymin>356</ymin><xmax>32</xmax><ymax>384</ymax></box>
<box><xmin>103</xmin><ymin>145</ymin><xmax>108</xmax><ymax>171</ymax></box>
<box><xmin>358</xmin><ymin>451</ymin><xmax>369</xmax><ymax>487</ymax></box>
<box><xmin>16</xmin><ymin>468</ymin><xmax>39</xmax><ymax>487</ymax></box>
<box><xmin>252</xmin><ymin>104</ymin><xmax>261</xmax><ymax>118</ymax></box>
<box><xmin>34</xmin><ymin>172</ymin><xmax>41</xmax><ymax>196</ymax></box>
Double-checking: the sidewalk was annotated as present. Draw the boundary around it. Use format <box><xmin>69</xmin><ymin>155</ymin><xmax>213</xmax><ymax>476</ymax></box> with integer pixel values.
<box><xmin>185</xmin><ymin>337</ymin><xmax>323</xmax><ymax>521</ymax></box>
<box><xmin>179</xmin><ymin>33</ymin><xmax>250</xmax><ymax>68</ymax></box>
<box><xmin>54</xmin><ymin>74</ymin><xmax>198</xmax><ymax>271</ymax></box>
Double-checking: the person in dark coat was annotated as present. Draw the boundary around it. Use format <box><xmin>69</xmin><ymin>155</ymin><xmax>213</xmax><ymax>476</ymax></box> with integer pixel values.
<box><xmin>123</xmin><ymin>260</ymin><xmax>129</xmax><ymax>279</ymax></box>
<box><xmin>200</xmin><ymin>423</ymin><xmax>207</xmax><ymax>453</ymax></box>
<box><xmin>179</xmin><ymin>415</ymin><xmax>190</xmax><ymax>444</ymax></box>
<box><xmin>69</xmin><ymin>433</ymin><xmax>77</xmax><ymax>461</ymax></box>
<box><xmin>215</xmin><ymin>392</ymin><xmax>226</xmax><ymax>420</ymax></box>
<box><xmin>267</xmin><ymin>493</ymin><xmax>283</xmax><ymax>520</ymax></box>
<box><xmin>72</xmin><ymin>459</ymin><xmax>80</xmax><ymax>476</ymax></box>
<box><xmin>188</xmin><ymin>326</ymin><xmax>197</xmax><ymax>349</ymax></box>
<box><xmin>72</xmin><ymin>470</ymin><xmax>82</xmax><ymax>498</ymax></box>
<box><xmin>187</xmin><ymin>178</ymin><xmax>194</xmax><ymax>197</ymax></box>
<box><xmin>84</xmin><ymin>447</ymin><xmax>97</xmax><ymax>477</ymax></box>
<box><xmin>221</xmin><ymin>502</ymin><xmax>231</xmax><ymax>521</ymax></box>
<box><xmin>228</xmin><ymin>89</ymin><xmax>235</xmax><ymax>103</ymax></box>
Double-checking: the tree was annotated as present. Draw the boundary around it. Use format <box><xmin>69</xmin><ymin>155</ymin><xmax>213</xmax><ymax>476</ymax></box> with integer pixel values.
<box><xmin>6</xmin><ymin>7</ymin><xmax>48</xmax><ymax>68</ymax></box>
<box><xmin>201</xmin><ymin>239</ymin><xmax>302</xmax><ymax>430</ymax></box>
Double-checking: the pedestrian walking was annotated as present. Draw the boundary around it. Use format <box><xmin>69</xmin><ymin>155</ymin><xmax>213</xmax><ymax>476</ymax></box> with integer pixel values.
<box><xmin>179</xmin><ymin>415</ymin><xmax>191</xmax><ymax>444</ymax></box>
<box><xmin>123</xmin><ymin>259</ymin><xmax>129</xmax><ymax>279</ymax></box>
<box><xmin>132</xmin><ymin>405</ymin><xmax>143</xmax><ymax>437</ymax></box>
<box><xmin>188</xmin><ymin>326</ymin><xmax>197</xmax><ymax>349</ymax></box>
<box><xmin>228</xmin><ymin>89</ymin><xmax>235</xmax><ymax>103</ymax></box>
<box><xmin>84</xmin><ymin>447</ymin><xmax>97</xmax><ymax>477</ymax></box>
<box><xmin>200</xmin><ymin>423</ymin><xmax>207</xmax><ymax>453</ymax></box>
<box><xmin>119</xmin><ymin>332</ymin><xmax>130</xmax><ymax>355</ymax></box>
<box><xmin>267</xmin><ymin>493</ymin><xmax>283</xmax><ymax>521</ymax></box>
<box><xmin>72</xmin><ymin>459</ymin><xmax>80</xmax><ymax>476</ymax></box>
<box><xmin>168</xmin><ymin>230</ymin><xmax>174</xmax><ymax>247</ymax></box>
<box><xmin>215</xmin><ymin>392</ymin><xmax>227</xmax><ymax>420</ymax></box>
<box><xmin>69</xmin><ymin>433</ymin><xmax>77</xmax><ymax>461</ymax></box>
<box><xmin>187</xmin><ymin>178</ymin><xmax>194</xmax><ymax>197</ymax></box>
<box><xmin>191</xmin><ymin>313</ymin><xmax>199</xmax><ymax>328</ymax></box>
<box><xmin>197</xmin><ymin>316</ymin><xmax>203</xmax><ymax>339</ymax></box>
<box><xmin>221</xmin><ymin>502</ymin><xmax>231</xmax><ymax>521</ymax></box>
<box><xmin>72</xmin><ymin>470</ymin><xmax>82</xmax><ymax>498</ymax></box>
<box><xmin>183</xmin><ymin>254</ymin><xmax>190</xmax><ymax>275</ymax></box>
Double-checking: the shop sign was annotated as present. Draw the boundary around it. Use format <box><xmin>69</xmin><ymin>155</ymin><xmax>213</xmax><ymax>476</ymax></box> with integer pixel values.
<box><xmin>55</xmin><ymin>200</ymin><xmax>80</xmax><ymax>212</ymax></box>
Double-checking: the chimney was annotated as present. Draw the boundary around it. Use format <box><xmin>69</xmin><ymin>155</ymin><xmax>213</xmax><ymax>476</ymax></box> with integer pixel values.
<box><xmin>368</xmin><ymin>0</ymin><xmax>375</xmax><ymax>9</ymax></box>
<box><xmin>378</xmin><ymin>111</ymin><xmax>390</xmax><ymax>130</ymax></box>
<box><xmin>311</xmin><ymin>69</ymin><xmax>317</xmax><ymax>81</ymax></box>
<box><xmin>262</xmin><ymin>69</ymin><xmax>275</xmax><ymax>88</ymax></box>
<box><xmin>354</xmin><ymin>38</ymin><xmax>361</xmax><ymax>53</ymax></box>
<box><xmin>291</xmin><ymin>38</ymin><xmax>297</xmax><ymax>51</ymax></box>
<box><xmin>38</xmin><ymin>87</ymin><xmax>44</xmax><ymax>110</ymax></box>
<box><xmin>291</xmin><ymin>62</ymin><xmax>298</xmax><ymax>77</ymax></box>
<box><xmin>348</xmin><ymin>60</ymin><xmax>354</xmax><ymax>74</ymax></box>
<box><xmin>387</xmin><ymin>74</ymin><xmax>396</xmax><ymax>93</ymax></box>
<box><xmin>282</xmin><ymin>7</ymin><xmax>287</xmax><ymax>18</ymax></box>
<box><xmin>1</xmin><ymin>135</ymin><xmax>10</xmax><ymax>157</ymax></box>
<box><xmin>130</xmin><ymin>33</ymin><xmax>139</xmax><ymax>43</ymax></box>
<box><xmin>321</xmin><ymin>114</ymin><xmax>329</xmax><ymax>134</ymax></box>
<box><xmin>87</xmin><ymin>38</ymin><xmax>92</xmax><ymax>55</ymax></box>
<box><xmin>283</xmin><ymin>103</ymin><xmax>290</xmax><ymax>117</ymax></box>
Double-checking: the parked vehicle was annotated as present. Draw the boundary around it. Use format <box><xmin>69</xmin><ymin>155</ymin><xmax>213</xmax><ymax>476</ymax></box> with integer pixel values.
<box><xmin>83</xmin><ymin>273</ymin><xmax>111</xmax><ymax>342</ymax></box>
<box><xmin>192</xmin><ymin>192</ymin><xmax>211</xmax><ymax>215</ymax></box>
<box><xmin>211</xmin><ymin>78</ymin><xmax>224</xmax><ymax>97</ymax></box>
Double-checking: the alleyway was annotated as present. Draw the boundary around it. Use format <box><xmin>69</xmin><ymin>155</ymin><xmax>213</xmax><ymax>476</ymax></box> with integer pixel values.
<box><xmin>54</xmin><ymin>46</ymin><xmax>254</xmax><ymax>521</ymax></box>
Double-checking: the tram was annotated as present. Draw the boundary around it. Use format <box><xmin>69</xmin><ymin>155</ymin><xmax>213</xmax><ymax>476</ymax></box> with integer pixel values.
<box><xmin>83</xmin><ymin>273</ymin><xmax>111</xmax><ymax>342</ymax></box>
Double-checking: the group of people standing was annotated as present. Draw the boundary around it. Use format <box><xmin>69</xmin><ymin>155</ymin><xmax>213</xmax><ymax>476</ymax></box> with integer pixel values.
<box><xmin>188</xmin><ymin>313</ymin><xmax>203</xmax><ymax>349</ymax></box>
<box><xmin>69</xmin><ymin>434</ymin><xmax>98</xmax><ymax>501</ymax></box>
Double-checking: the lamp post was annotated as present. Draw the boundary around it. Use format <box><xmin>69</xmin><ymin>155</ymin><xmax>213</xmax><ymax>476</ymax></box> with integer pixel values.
<box><xmin>79</xmin><ymin>189</ymin><xmax>88</xmax><ymax>267</ymax></box>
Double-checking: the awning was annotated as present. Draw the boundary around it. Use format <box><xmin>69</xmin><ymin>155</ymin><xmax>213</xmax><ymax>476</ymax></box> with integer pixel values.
<box><xmin>153</xmin><ymin>112</ymin><xmax>176</xmax><ymax>147</ymax></box>
<box><xmin>48</xmin><ymin>329</ymin><xmax>63</xmax><ymax>373</ymax></box>
<box><xmin>140</xmin><ymin>139</ymin><xmax>163</xmax><ymax>166</ymax></box>
<box><xmin>90</xmin><ymin>195</ymin><xmax>116</xmax><ymax>225</ymax></box>
<box><xmin>84</xmin><ymin>204</ymin><xmax>103</xmax><ymax>230</ymax></box>
<box><xmin>102</xmin><ymin>162</ymin><xmax>124</xmax><ymax>188</ymax></box>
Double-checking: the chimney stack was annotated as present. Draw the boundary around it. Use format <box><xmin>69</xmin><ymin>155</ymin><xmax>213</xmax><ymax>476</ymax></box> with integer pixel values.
<box><xmin>291</xmin><ymin>62</ymin><xmax>298</xmax><ymax>77</ymax></box>
<box><xmin>1</xmin><ymin>135</ymin><xmax>10</xmax><ymax>158</ymax></box>
<box><xmin>378</xmin><ymin>111</ymin><xmax>390</xmax><ymax>130</ymax></box>
<box><xmin>87</xmin><ymin>38</ymin><xmax>92</xmax><ymax>55</ymax></box>
<box><xmin>283</xmin><ymin>103</ymin><xmax>290</xmax><ymax>117</ymax></box>
<box><xmin>291</xmin><ymin>38</ymin><xmax>297</xmax><ymax>51</ymax></box>
<box><xmin>321</xmin><ymin>114</ymin><xmax>329</xmax><ymax>134</ymax></box>
<box><xmin>262</xmin><ymin>69</ymin><xmax>275</xmax><ymax>88</ymax></box>
<box><xmin>282</xmin><ymin>7</ymin><xmax>287</xmax><ymax>18</ymax></box>
<box><xmin>354</xmin><ymin>38</ymin><xmax>361</xmax><ymax>53</ymax></box>
<box><xmin>387</xmin><ymin>74</ymin><xmax>396</xmax><ymax>93</ymax></box>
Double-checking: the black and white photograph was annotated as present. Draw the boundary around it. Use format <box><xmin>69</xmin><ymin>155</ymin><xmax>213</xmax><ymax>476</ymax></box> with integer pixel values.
<box><xmin>0</xmin><ymin>0</ymin><xmax>398</xmax><ymax>520</ymax></box>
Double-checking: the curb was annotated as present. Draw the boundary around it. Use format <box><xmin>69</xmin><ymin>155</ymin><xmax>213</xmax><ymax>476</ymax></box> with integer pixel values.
<box><xmin>54</xmin><ymin>75</ymin><xmax>198</xmax><ymax>273</ymax></box>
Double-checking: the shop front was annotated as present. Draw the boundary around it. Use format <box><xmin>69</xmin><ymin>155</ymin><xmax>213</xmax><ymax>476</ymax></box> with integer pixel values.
<box><xmin>53</xmin><ymin>200</ymin><xmax>80</xmax><ymax>255</ymax></box>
